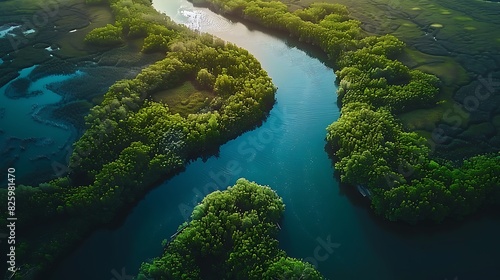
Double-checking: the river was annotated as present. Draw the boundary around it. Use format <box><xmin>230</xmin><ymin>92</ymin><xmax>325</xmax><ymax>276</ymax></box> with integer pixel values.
<box><xmin>50</xmin><ymin>1</ymin><xmax>500</xmax><ymax>279</ymax></box>
<box><xmin>0</xmin><ymin>65</ymin><xmax>80</xmax><ymax>185</ymax></box>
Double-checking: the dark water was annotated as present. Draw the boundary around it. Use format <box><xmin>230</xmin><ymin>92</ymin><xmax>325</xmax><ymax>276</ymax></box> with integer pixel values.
<box><xmin>1</xmin><ymin>26</ymin><xmax>160</xmax><ymax>186</ymax></box>
<box><xmin>51</xmin><ymin>1</ymin><xmax>500</xmax><ymax>280</ymax></box>
<box><xmin>0</xmin><ymin>64</ymin><xmax>79</xmax><ymax>184</ymax></box>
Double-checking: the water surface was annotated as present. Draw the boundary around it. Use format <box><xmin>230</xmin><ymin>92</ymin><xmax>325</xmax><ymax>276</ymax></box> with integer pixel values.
<box><xmin>51</xmin><ymin>1</ymin><xmax>500</xmax><ymax>280</ymax></box>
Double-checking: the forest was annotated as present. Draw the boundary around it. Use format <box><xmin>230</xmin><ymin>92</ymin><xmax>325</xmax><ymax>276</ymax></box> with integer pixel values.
<box><xmin>192</xmin><ymin>0</ymin><xmax>500</xmax><ymax>223</ymax></box>
<box><xmin>0</xmin><ymin>0</ymin><xmax>278</xmax><ymax>278</ymax></box>
<box><xmin>138</xmin><ymin>179</ymin><xmax>324</xmax><ymax>280</ymax></box>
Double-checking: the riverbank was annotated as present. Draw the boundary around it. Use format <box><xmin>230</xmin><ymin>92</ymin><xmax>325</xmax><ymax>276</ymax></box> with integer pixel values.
<box><xmin>192</xmin><ymin>0</ymin><xmax>500</xmax><ymax>159</ymax></box>
<box><xmin>49</xmin><ymin>1</ymin><xmax>500</xmax><ymax>279</ymax></box>
<box><xmin>292</xmin><ymin>0</ymin><xmax>500</xmax><ymax>159</ymax></box>
<box><xmin>1</xmin><ymin>0</ymin><xmax>280</xmax><ymax>279</ymax></box>
<box><xmin>0</xmin><ymin>0</ymin><xmax>167</xmax><ymax>186</ymax></box>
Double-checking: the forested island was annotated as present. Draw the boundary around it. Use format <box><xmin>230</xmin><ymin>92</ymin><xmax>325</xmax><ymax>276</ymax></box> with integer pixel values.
<box><xmin>190</xmin><ymin>0</ymin><xmax>500</xmax><ymax>223</ymax></box>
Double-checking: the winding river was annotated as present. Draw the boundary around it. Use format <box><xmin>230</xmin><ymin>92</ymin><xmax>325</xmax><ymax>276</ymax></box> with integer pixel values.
<box><xmin>0</xmin><ymin>66</ymin><xmax>80</xmax><ymax>185</ymax></box>
<box><xmin>51</xmin><ymin>1</ymin><xmax>500</xmax><ymax>279</ymax></box>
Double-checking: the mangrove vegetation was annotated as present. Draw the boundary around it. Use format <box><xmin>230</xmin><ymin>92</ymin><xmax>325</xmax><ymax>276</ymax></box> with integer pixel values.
<box><xmin>0</xmin><ymin>0</ymin><xmax>277</xmax><ymax>278</ymax></box>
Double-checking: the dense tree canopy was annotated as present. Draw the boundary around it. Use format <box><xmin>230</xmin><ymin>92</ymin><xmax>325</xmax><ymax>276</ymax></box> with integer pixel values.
<box><xmin>138</xmin><ymin>179</ymin><xmax>324</xmax><ymax>280</ymax></box>
<box><xmin>85</xmin><ymin>0</ymin><xmax>188</xmax><ymax>51</ymax></box>
<box><xmin>196</xmin><ymin>0</ymin><xmax>500</xmax><ymax>223</ymax></box>
<box><xmin>3</xmin><ymin>0</ymin><xmax>499</xmax><ymax>279</ymax></box>
<box><xmin>0</xmin><ymin>0</ymin><xmax>277</xmax><ymax>278</ymax></box>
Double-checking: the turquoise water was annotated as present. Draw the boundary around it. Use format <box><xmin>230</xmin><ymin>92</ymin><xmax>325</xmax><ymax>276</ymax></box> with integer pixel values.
<box><xmin>0</xmin><ymin>66</ymin><xmax>81</xmax><ymax>183</ymax></box>
<box><xmin>50</xmin><ymin>1</ymin><xmax>500</xmax><ymax>280</ymax></box>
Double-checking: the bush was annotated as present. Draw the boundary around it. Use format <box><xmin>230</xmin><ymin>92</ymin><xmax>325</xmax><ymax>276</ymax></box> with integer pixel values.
<box><xmin>84</xmin><ymin>24</ymin><xmax>123</xmax><ymax>46</ymax></box>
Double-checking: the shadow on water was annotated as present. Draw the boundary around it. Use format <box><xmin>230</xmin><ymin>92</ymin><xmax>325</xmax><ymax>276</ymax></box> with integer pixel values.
<box><xmin>47</xmin><ymin>1</ymin><xmax>500</xmax><ymax>279</ymax></box>
<box><xmin>203</xmin><ymin>10</ymin><xmax>336</xmax><ymax>69</ymax></box>
<box><xmin>324</xmin><ymin>140</ymin><xmax>500</xmax><ymax>238</ymax></box>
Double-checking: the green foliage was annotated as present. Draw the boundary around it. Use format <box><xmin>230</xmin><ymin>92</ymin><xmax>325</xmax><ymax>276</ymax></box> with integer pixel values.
<box><xmin>196</xmin><ymin>68</ymin><xmax>216</xmax><ymax>90</ymax></box>
<box><xmin>72</xmin><ymin>37</ymin><xmax>275</xmax><ymax>180</ymax></box>
<box><xmin>295</xmin><ymin>2</ymin><xmax>348</xmax><ymax>24</ymax></box>
<box><xmin>142</xmin><ymin>25</ymin><xmax>178</xmax><ymax>53</ymax></box>
<box><xmin>265</xmin><ymin>257</ymin><xmax>324</xmax><ymax>280</ymax></box>
<box><xmin>139</xmin><ymin>179</ymin><xmax>324</xmax><ymax>280</ymax></box>
<box><xmin>85</xmin><ymin>24</ymin><xmax>123</xmax><ymax>46</ymax></box>
<box><xmin>372</xmin><ymin>155</ymin><xmax>500</xmax><ymax>223</ymax></box>
<box><xmin>328</xmin><ymin>104</ymin><xmax>406</xmax><ymax>187</ymax></box>
<box><xmin>11</xmin><ymin>1</ymin><xmax>277</xmax><ymax>278</ymax></box>
<box><xmin>214</xmin><ymin>73</ymin><xmax>235</xmax><ymax>96</ymax></box>
<box><xmin>85</xmin><ymin>0</ymin><xmax>188</xmax><ymax>52</ymax></box>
